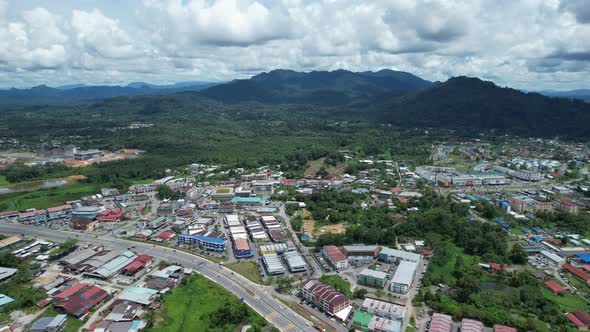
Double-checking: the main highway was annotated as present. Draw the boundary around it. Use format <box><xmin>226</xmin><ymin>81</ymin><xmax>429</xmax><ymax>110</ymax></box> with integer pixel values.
<box><xmin>0</xmin><ymin>224</ymin><xmax>320</xmax><ymax>332</ymax></box>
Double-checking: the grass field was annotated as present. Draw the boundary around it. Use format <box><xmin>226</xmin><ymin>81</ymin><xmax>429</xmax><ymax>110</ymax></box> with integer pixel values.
<box><xmin>319</xmin><ymin>275</ymin><xmax>352</xmax><ymax>297</ymax></box>
<box><xmin>0</xmin><ymin>182</ymin><xmax>99</xmax><ymax>210</ymax></box>
<box><xmin>541</xmin><ymin>288</ymin><xmax>590</xmax><ymax>312</ymax></box>
<box><xmin>36</xmin><ymin>307</ymin><xmax>84</xmax><ymax>332</ymax></box>
<box><xmin>427</xmin><ymin>244</ymin><xmax>477</xmax><ymax>285</ymax></box>
<box><xmin>130</xmin><ymin>178</ymin><xmax>156</xmax><ymax>185</ymax></box>
<box><xmin>226</xmin><ymin>261</ymin><xmax>263</xmax><ymax>284</ymax></box>
<box><xmin>216</xmin><ymin>188</ymin><xmax>231</xmax><ymax>193</ymax></box>
<box><xmin>148</xmin><ymin>274</ymin><xmax>266</xmax><ymax>331</ymax></box>
<box><xmin>0</xmin><ymin>176</ymin><xmax>9</xmax><ymax>186</ymax></box>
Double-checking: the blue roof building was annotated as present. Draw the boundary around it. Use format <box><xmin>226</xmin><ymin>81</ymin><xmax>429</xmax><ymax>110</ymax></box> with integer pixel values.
<box><xmin>178</xmin><ymin>233</ymin><xmax>227</xmax><ymax>251</ymax></box>
<box><xmin>0</xmin><ymin>294</ymin><xmax>14</xmax><ymax>308</ymax></box>
<box><xmin>521</xmin><ymin>226</ymin><xmax>531</xmax><ymax>234</ymax></box>
<box><xmin>231</xmin><ymin>197</ymin><xmax>265</xmax><ymax>206</ymax></box>
<box><xmin>576</xmin><ymin>254</ymin><xmax>590</xmax><ymax>263</ymax></box>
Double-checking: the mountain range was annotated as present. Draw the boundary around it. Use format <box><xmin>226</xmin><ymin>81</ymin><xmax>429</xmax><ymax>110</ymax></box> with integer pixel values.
<box><xmin>0</xmin><ymin>81</ymin><xmax>219</xmax><ymax>105</ymax></box>
<box><xmin>199</xmin><ymin>69</ymin><xmax>432</xmax><ymax>105</ymax></box>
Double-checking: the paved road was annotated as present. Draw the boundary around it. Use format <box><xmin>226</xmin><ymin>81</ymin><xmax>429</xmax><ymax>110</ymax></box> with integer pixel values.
<box><xmin>0</xmin><ymin>224</ymin><xmax>316</xmax><ymax>332</ymax></box>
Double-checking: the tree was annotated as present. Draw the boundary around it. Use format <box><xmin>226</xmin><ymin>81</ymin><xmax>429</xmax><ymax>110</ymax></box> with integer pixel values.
<box><xmin>156</xmin><ymin>185</ymin><xmax>183</xmax><ymax>200</ymax></box>
<box><xmin>353</xmin><ymin>288</ymin><xmax>368</xmax><ymax>299</ymax></box>
<box><xmin>509</xmin><ymin>245</ymin><xmax>528</xmax><ymax>265</ymax></box>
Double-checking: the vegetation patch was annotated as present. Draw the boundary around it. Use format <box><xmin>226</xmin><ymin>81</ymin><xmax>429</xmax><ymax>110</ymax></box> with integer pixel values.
<box><xmin>226</xmin><ymin>261</ymin><xmax>263</xmax><ymax>284</ymax></box>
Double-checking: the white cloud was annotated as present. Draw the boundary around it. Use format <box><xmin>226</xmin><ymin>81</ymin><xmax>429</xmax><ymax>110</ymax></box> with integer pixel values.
<box><xmin>71</xmin><ymin>9</ymin><xmax>139</xmax><ymax>59</ymax></box>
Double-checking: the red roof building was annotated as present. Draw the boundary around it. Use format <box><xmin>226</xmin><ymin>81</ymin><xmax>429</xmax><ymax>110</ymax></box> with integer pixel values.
<box><xmin>53</xmin><ymin>284</ymin><xmax>109</xmax><ymax>318</ymax></box>
<box><xmin>573</xmin><ymin>311</ymin><xmax>590</xmax><ymax>326</ymax></box>
<box><xmin>420</xmin><ymin>250</ymin><xmax>433</xmax><ymax>256</ymax></box>
<box><xmin>544</xmin><ymin>280</ymin><xmax>566</xmax><ymax>294</ymax></box>
<box><xmin>494</xmin><ymin>325</ymin><xmax>517</xmax><ymax>332</ymax></box>
<box><xmin>461</xmin><ymin>319</ymin><xmax>484</xmax><ymax>332</ymax></box>
<box><xmin>322</xmin><ymin>245</ymin><xmax>348</xmax><ymax>269</ymax></box>
<box><xmin>123</xmin><ymin>255</ymin><xmax>153</xmax><ymax>275</ymax></box>
<box><xmin>558</xmin><ymin>201</ymin><xmax>578</xmax><ymax>213</ymax></box>
<box><xmin>429</xmin><ymin>313</ymin><xmax>452</xmax><ymax>332</ymax></box>
<box><xmin>298</xmin><ymin>279</ymin><xmax>350</xmax><ymax>316</ymax></box>
<box><xmin>47</xmin><ymin>204</ymin><xmax>72</xmax><ymax>213</ymax></box>
<box><xmin>489</xmin><ymin>263</ymin><xmax>508</xmax><ymax>272</ymax></box>
<box><xmin>95</xmin><ymin>208</ymin><xmax>124</xmax><ymax>222</ymax></box>
<box><xmin>566</xmin><ymin>313</ymin><xmax>588</xmax><ymax>330</ymax></box>
<box><xmin>154</xmin><ymin>230</ymin><xmax>176</xmax><ymax>241</ymax></box>
<box><xmin>564</xmin><ymin>264</ymin><xmax>590</xmax><ymax>285</ymax></box>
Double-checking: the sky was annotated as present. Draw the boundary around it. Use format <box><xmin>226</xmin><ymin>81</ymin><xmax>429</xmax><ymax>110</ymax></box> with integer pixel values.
<box><xmin>1</xmin><ymin>0</ymin><xmax>589</xmax><ymax>90</ymax></box>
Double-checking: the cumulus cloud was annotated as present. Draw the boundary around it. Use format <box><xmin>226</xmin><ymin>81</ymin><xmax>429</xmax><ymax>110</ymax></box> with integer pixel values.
<box><xmin>71</xmin><ymin>9</ymin><xmax>139</xmax><ymax>59</ymax></box>
<box><xmin>142</xmin><ymin>0</ymin><xmax>293</xmax><ymax>49</ymax></box>
<box><xmin>1</xmin><ymin>0</ymin><xmax>590</xmax><ymax>90</ymax></box>
<box><xmin>0</xmin><ymin>7</ymin><xmax>68</xmax><ymax>71</ymax></box>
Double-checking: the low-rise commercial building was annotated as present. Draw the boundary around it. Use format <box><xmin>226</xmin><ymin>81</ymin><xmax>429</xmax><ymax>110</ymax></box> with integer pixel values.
<box><xmin>428</xmin><ymin>312</ymin><xmax>452</xmax><ymax>332</ymax></box>
<box><xmin>262</xmin><ymin>253</ymin><xmax>285</xmax><ymax>275</ymax></box>
<box><xmin>378</xmin><ymin>248</ymin><xmax>421</xmax><ymax>264</ymax></box>
<box><xmin>390</xmin><ymin>261</ymin><xmax>418</xmax><ymax>294</ymax></box>
<box><xmin>298</xmin><ymin>279</ymin><xmax>351</xmax><ymax>316</ymax></box>
<box><xmin>18</xmin><ymin>209</ymin><xmax>47</xmax><ymax>224</ymax></box>
<box><xmin>358</xmin><ymin>269</ymin><xmax>388</xmax><ymax>288</ymax></box>
<box><xmin>361</xmin><ymin>298</ymin><xmax>406</xmax><ymax>321</ymax></box>
<box><xmin>341</xmin><ymin>245</ymin><xmax>381</xmax><ymax>259</ymax></box>
<box><xmin>322</xmin><ymin>245</ymin><xmax>348</xmax><ymax>270</ymax></box>
<box><xmin>177</xmin><ymin>233</ymin><xmax>227</xmax><ymax>251</ymax></box>
<box><xmin>284</xmin><ymin>251</ymin><xmax>306</xmax><ymax>272</ymax></box>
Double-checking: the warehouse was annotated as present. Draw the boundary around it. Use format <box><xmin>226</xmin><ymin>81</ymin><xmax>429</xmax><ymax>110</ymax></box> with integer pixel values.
<box><xmin>378</xmin><ymin>247</ymin><xmax>421</xmax><ymax>264</ymax></box>
<box><xmin>358</xmin><ymin>269</ymin><xmax>388</xmax><ymax>288</ymax></box>
<box><xmin>224</xmin><ymin>214</ymin><xmax>241</xmax><ymax>227</ymax></box>
<box><xmin>341</xmin><ymin>245</ymin><xmax>381</xmax><ymax>258</ymax></box>
<box><xmin>390</xmin><ymin>261</ymin><xmax>418</xmax><ymax>294</ymax></box>
<box><xmin>284</xmin><ymin>251</ymin><xmax>307</xmax><ymax>272</ymax></box>
<box><xmin>259</xmin><ymin>243</ymin><xmax>288</xmax><ymax>254</ymax></box>
<box><xmin>322</xmin><ymin>245</ymin><xmax>348</xmax><ymax>270</ymax></box>
<box><xmin>262</xmin><ymin>253</ymin><xmax>285</xmax><ymax>275</ymax></box>
<box><xmin>361</xmin><ymin>298</ymin><xmax>406</xmax><ymax>321</ymax></box>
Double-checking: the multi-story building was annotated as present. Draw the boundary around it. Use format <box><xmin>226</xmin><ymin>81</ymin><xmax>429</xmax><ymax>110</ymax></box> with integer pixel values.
<box><xmin>298</xmin><ymin>279</ymin><xmax>351</xmax><ymax>316</ymax></box>
<box><xmin>322</xmin><ymin>245</ymin><xmax>348</xmax><ymax>270</ymax></box>
<box><xmin>18</xmin><ymin>209</ymin><xmax>47</xmax><ymax>224</ymax></box>
<box><xmin>378</xmin><ymin>248</ymin><xmax>421</xmax><ymax>264</ymax></box>
<box><xmin>358</xmin><ymin>269</ymin><xmax>388</xmax><ymax>288</ymax></box>
<box><xmin>390</xmin><ymin>261</ymin><xmax>418</xmax><ymax>294</ymax></box>
<box><xmin>361</xmin><ymin>298</ymin><xmax>406</xmax><ymax>321</ymax></box>
<box><xmin>177</xmin><ymin>232</ymin><xmax>227</xmax><ymax>251</ymax></box>
<box><xmin>47</xmin><ymin>204</ymin><xmax>73</xmax><ymax>221</ymax></box>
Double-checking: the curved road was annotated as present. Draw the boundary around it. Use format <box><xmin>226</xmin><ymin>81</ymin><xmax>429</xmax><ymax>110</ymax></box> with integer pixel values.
<box><xmin>0</xmin><ymin>224</ymin><xmax>317</xmax><ymax>332</ymax></box>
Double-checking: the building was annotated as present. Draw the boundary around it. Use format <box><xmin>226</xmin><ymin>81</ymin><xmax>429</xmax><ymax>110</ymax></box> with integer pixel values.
<box><xmin>0</xmin><ymin>210</ymin><xmax>18</xmax><ymax>222</ymax></box>
<box><xmin>358</xmin><ymin>269</ymin><xmax>388</xmax><ymax>288</ymax></box>
<box><xmin>460</xmin><ymin>319</ymin><xmax>484</xmax><ymax>332</ymax></box>
<box><xmin>378</xmin><ymin>248</ymin><xmax>421</xmax><ymax>264</ymax></box>
<box><xmin>0</xmin><ymin>235</ymin><xmax>22</xmax><ymax>250</ymax></box>
<box><xmin>84</xmin><ymin>251</ymin><xmax>137</xmax><ymax>279</ymax></box>
<box><xmin>493</xmin><ymin>325</ymin><xmax>518</xmax><ymax>332</ymax></box>
<box><xmin>566</xmin><ymin>312</ymin><xmax>588</xmax><ymax>330</ymax></box>
<box><xmin>369</xmin><ymin>316</ymin><xmax>401</xmax><ymax>332</ymax></box>
<box><xmin>122</xmin><ymin>255</ymin><xmax>153</xmax><ymax>276</ymax></box>
<box><xmin>232</xmin><ymin>196</ymin><xmax>265</xmax><ymax>207</ymax></box>
<box><xmin>0</xmin><ymin>294</ymin><xmax>14</xmax><ymax>308</ymax></box>
<box><xmin>30</xmin><ymin>314</ymin><xmax>67</xmax><ymax>332</ymax></box>
<box><xmin>0</xmin><ymin>267</ymin><xmax>18</xmax><ymax>282</ymax></box>
<box><xmin>284</xmin><ymin>251</ymin><xmax>307</xmax><ymax>272</ymax></box>
<box><xmin>341</xmin><ymin>245</ymin><xmax>381</xmax><ymax>259</ymax></box>
<box><xmin>233</xmin><ymin>238</ymin><xmax>253</xmax><ymax>258</ymax></box>
<box><xmin>259</xmin><ymin>243</ymin><xmax>289</xmax><ymax>254</ymax></box>
<box><xmin>74</xmin><ymin>149</ymin><xmax>102</xmax><ymax>160</ymax></box>
<box><xmin>18</xmin><ymin>209</ymin><xmax>47</xmax><ymax>224</ymax></box>
<box><xmin>298</xmin><ymin>279</ymin><xmax>351</xmax><ymax>316</ymax></box>
<box><xmin>262</xmin><ymin>253</ymin><xmax>285</xmax><ymax>275</ymax></box>
<box><xmin>544</xmin><ymin>280</ymin><xmax>566</xmax><ymax>294</ymax></box>
<box><xmin>118</xmin><ymin>287</ymin><xmax>158</xmax><ymax>306</ymax></box>
<box><xmin>564</xmin><ymin>263</ymin><xmax>590</xmax><ymax>285</ymax></box>
<box><xmin>53</xmin><ymin>283</ymin><xmax>109</xmax><ymax>318</ymax></box>
<box><xmin>352</xmin><ymin>311</ymin><xmax>374</xmax><ymax>331</ymax></box>
<box><xmin>70</xmin><ymin>217</ymin><xmax>98</xmax><ymax>231</ymax></box>
<box><xmin>177</xmin><ymin>233</ymin><xmax>227</xmax><ymax>251</ymax></box>
<box><xmin>361</xmin><ymin>298</ymin><xmax>405</xmax><ymax>321</ymax></box>
<box><xmin>390</xmin><ymin>261</ymin><xmax>418</xmax><ymax>294</ymax></box>
<box><xmin>428</xmin><ymin>313</ymin><xmax>452</xmax><ymax>332</ymax></box>
<box><xmin>558</xmin><ymin>201</ymin><xmax>578</xmax><ymax>214</ymax></box>
<box><xmin>322</xmin><ymin>246</ymin><xmax>348</xmax><ymax>270</ymax></box>
<box><xmin>47</xmin><ymin>205</ymin><xmax>73</xmax><ymax>221</ymax></box>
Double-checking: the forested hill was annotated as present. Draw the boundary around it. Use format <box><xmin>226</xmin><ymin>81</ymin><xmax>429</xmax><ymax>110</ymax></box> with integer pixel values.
<box><xmin>360</xmin><ymin>76</ymin><xmax>590</xmax><ymax>138</ymax></box>
<box><xmin>199</xmin><ymin>69</ymin><xmax>432</xmax><ymax>105</ymax></box>
<box><xmin>0</xmin><ymin>82</ymin><xmax>217</xmax><ymax>105</ymax></box>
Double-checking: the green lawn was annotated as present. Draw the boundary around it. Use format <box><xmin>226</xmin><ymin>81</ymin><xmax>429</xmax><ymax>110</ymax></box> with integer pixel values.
<box><xmin>541</xmin><ymin>288</ymin><xmax>590</xmax><ymax>312</ymax></box>
<box><xmin>130</xmin><ymin>178</ymin><xmax>156</xmax><ymax>185</ymax></box>
<box><xmin>319</xmin><ymin>275</ymin><xmax>352</xmax><ymax>297</ymax></box>
<box><xmin>226</xmin><ymin>261</ymin><xmax>263</xmax><ymax>284</ymax></box>
<box><xmin>0</xmin><ymin>182</ymin><xmax>98</xmax><ymax>210</ymax></box>
<box><xmin>427</xmin><ymin>244</ymin><xmax>477</xmax><ymax>285</ymax></box>
<box><xmin>35</xmin><ymin>307</ymin><xmax>83</xmax><ymax>332</ymax></box>
<box><xmin>0</xmin><ymin>176</ymin><xmax>9</xmax><ymax>186</ymax></box>
<box><xmin>148</xmin><ymin>274</ymin><xmax>267</xmax><ymax>331</ymax></box>
<box><xmin>216</xmin><ymin>188</ymin><xmax>230</xmax><ymax>193</ymax></box>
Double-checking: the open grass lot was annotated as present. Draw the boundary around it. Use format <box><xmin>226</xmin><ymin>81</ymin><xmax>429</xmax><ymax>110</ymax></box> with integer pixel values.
<box><xmin>226</xmin><ymin>261</ymin><xmax>263</xmax><ymax>284</ymax></box>
<box><xmin>130</xmin><ymin>178</ymin><xmax>156</xmax><ymax>185</ymax></box>
<box><xmin>0</xmin><ymin>176</ymin><xmax>9</xmax><ymax>186</ymax></box>
<box><xmin>541</xmin><ymin>288</ymin><xmax>590</xmax><ymax>312</ymax></box>
<box><xmin>148</xmin><ymin>274</ymin><xmax>267</xmax><ymax>332</ymax></box>
<box><xmin>35</xmin><ymin>307</ymin><xmax>84</xmax><ymax>332</ymax></box>
<box><xmin>0</xmin><ymin>182</ymin><xmax>99</xmax><ymax>210</ymax></box>
<box><xmin>427</xmin><ymin>244</ymin><xmax>477</xmax><ymax>285</ymax></box>
<box><xmin>319</xmin><ymin>275</ymin><xmax>352</xmax><ymax>297</ymax></box>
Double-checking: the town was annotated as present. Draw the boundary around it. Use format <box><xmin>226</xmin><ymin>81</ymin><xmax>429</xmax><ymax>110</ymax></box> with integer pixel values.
<box><xmin>0</xmin><ymin>135</ymin><xmax>589</xmax><ymax>332</ymax></box>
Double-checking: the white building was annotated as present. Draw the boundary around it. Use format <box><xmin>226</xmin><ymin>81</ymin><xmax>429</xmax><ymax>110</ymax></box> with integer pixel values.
<box><xmin>390</xmin><ymin>261</ymin><xmax>418</xmax><ymax>294</ymax></box>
